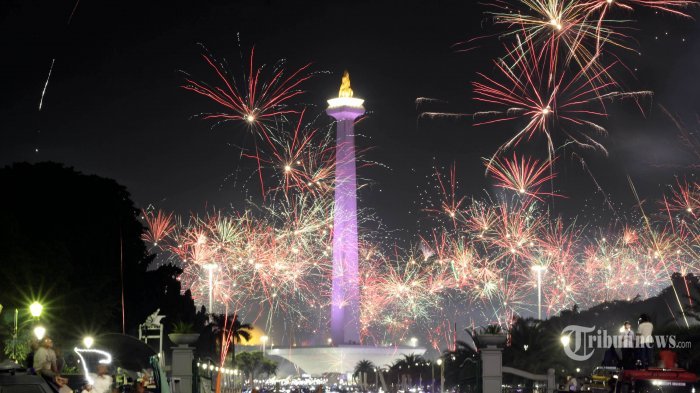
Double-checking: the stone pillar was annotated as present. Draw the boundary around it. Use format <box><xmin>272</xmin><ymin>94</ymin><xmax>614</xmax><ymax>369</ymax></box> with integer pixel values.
<box><xmin>481</xmin><ymin>347</ymin><xmax>503</xmax><ymax>393</ymax></box>
<box><xmin>172</xmin><ymin>346</ymin><xmax>194</xmax><ymax>393</ymax></box>
<box><xmin>547</xmin><ymin>368</ymin><xmax>555</xmax><ymax>393</ymax></box>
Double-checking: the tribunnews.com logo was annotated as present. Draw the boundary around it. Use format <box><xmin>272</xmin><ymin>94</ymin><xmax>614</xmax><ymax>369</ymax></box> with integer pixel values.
<box><xmin>561</xmin><ymin>325</ymin><xmax>693</xmax><ymax>361</ymax></box>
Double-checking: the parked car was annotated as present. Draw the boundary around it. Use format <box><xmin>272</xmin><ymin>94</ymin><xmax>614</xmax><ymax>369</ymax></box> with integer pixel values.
<box><xmin>0</xmin><ymin>361</ymin><xmax>59</xmax><ymax>393</ymax></box>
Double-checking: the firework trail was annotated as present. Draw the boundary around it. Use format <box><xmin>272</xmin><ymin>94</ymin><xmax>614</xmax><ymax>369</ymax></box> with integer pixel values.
<box><xmin>39</xmin><ymin>59</ymin><xmax>55</xmax><ymax>111</ymax></box>
<box><xmin>68</xmin><ymin>0</ymin><xmax>81</xmax><ymax>24</ymax></box>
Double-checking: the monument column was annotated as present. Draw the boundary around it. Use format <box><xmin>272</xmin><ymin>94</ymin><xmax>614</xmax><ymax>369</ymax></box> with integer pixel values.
<box><xmin>327</xmin><ymin>71</ymin><xmax>365</xmax><ymax>345</ymax></box>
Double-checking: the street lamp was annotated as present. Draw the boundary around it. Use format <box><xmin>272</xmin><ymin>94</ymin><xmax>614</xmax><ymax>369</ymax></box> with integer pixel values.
<box><xmin>83</xmin><ymin>336</ymin><xmax>94</xmax><ymax>349</ymax></box>
<box><xmin>436</xmin><ymin>358</ymin><xmax>444</xmax><ymax>393</ymax></box>
<box><xmin>261</xmin><ymin>335</ymin><xmax>269</xmax><ymax>355</ymax></box>
<box><xmin>531</xmin><ymin>265</ymin><xmax>546</xmax><ymax>320</ymax></box>
<box><xmin>29</xmin><ymin>302</ymin><xmax>43</xmax><ymax>318</ymax></box>
<box><xmin>34</xmin><ymin>326</ymin><xmax>46</xmax><ymax>340</ymax></box>
<box><xmin>203</xmin><ymin>263</ymin><xmax>218</xmax><ymax>313</ymax></box>
<box><xmin>560</xmin><ymin>335</ymin><xmax>571</xmax><ymax>347</ymax></box>
<box><xmin>410</xmin><ymin>337</ymin><xmax>418</xmax><ymax>347</ymax></box>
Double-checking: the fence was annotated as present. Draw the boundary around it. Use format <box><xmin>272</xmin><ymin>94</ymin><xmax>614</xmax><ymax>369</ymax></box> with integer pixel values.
<box><xmin>193</xmin><ymin>359</ymin><xmax>241</xmax><ymax>393</ymax></box>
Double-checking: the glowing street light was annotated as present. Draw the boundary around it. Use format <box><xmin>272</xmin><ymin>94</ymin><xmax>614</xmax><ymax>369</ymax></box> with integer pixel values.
<box><xmin>34</xmin><ymin>326</ymin><xmax>46</xmax><ymax>340</ymax></box>
<box><xmin>203</xmin><ymin>263</ymin><xmax>218</xmax><ymax>313</ymax></box>
<box><xmin>560</xmin><ymin>335</ymin><xmax>571</xmax><ymax>347</ymax></box>
<box><xmin>83</xmin><ymin>336</ymin><xmax>94</xmax><ymax>349</ymax></box>
<box><xmin>410</xmin><ymin>337</ymin><xmax>418</xmax><ymax>347</ymax></box>
<box><xmin>29</xmin><ymin>302</ymin><xmax>43</xmax><ymax>318</ymax></box>
<box><xmin>531</xmin><ymin>265</ymin><xmax>547</xmax><ymax>320</ymax></box>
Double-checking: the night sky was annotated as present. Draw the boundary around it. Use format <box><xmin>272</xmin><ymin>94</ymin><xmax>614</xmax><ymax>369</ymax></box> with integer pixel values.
<box><xmin>2</xmin><ymin>0</ymin><xmax>700</xmax><ymax>236</ymax></box>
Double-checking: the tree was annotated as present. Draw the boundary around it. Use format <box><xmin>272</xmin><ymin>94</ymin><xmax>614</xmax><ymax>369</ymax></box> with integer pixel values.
<box><xmin>0</xmin><ymin>162</ymin><xmax>149</xmax><ymax>340</ymax></box>
<box><xmin>442</xmin><ymin>341</ymin><xmax>479</xmax><ymax>393</ymax></box>
<box><xmin>503</xmin><ymin>317</ymin><xmax>552</xmax><ymax>373</ymax></box>
<box><xmin>235</xmin><ymin>351</ymin><xmax>277</xmax><ymax>386</ymax></box>
<box><xmin>0</xmin><ymin>162</ymin><xmax>206</xmax><ymax>354</ymax></box>
<box><xmin>211</xmin><ymin>314</ymin><xmax>252</xmax><ymax>393</ymax></box>
<box><xmin>210</xmin><ymin>313</ymin><xmax>252</xmax><ymax>364</ymax></box>
<box><xmin>389</xmin><ymin>353</ymin><xmax>430</xmax><ymax>390</ymax></box>
<box><xmin>259</xmin><ymin>358</ymin><xmax>278</xmax><ymax>379</ymax></box>
<box><xmin>354</xmin><ymin>359</ymin><xmax>376</xmax><ymax>389</ymax></box>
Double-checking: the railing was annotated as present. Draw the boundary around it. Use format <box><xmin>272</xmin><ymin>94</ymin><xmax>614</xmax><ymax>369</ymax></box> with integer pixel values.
<box><xmin>193</xmin><ymin>359</ymin><xmax>239</xmax><ymax>393</ymax></box>
<box><xmin>502</xmin><ymin>367</ymin><xmax>555</xmax><ymax>393</ymax></box>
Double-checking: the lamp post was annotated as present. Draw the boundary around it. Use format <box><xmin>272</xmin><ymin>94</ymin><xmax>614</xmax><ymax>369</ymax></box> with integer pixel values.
<box><xmin>531</xmin><ymin>265</ymin><xmax>546</xmax><ymax>320</ymax></box>
<box><xmin>261</xmin><ymin>335</ymin><xmax>269</xmax><ymax>355</ymax></box>
<box><xmin>436</xmin><ymin>358</ymin><xmax>444</xmax><ymax>393</ymax></box>
<box><xmin>374</xmin><ymin>368</ymin><xmax>378</xmax><ymax>390</ymax></box>
<box><xmin>203</xmin><ymin>264</ymin><xmax>218</xmax><ymax>313</ymax></box>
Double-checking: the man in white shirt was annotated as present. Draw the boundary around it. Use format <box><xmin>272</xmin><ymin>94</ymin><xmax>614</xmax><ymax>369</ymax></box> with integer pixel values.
<box><xmin>82</xmin><ymin>364</ymin><xmax>113</xmax><ymax>393</ymax></box>
<box><xmin>638</xmin><ymin>314</ymin><xmax>654</xmax><ymax>368</ymax></box>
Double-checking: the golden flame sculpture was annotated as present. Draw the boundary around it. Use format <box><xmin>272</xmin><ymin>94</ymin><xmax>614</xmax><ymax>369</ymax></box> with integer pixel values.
<box><xmin>327</xmin><ymin>70</ymin><xmax>363</xmax><ymax>109</ymax></box>
<box><xmin>339</xmin><ymin>70</ymin><xmax>353</xmax><ymax>98</ymax></box>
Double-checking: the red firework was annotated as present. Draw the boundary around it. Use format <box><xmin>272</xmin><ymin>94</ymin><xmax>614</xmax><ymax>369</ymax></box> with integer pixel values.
<box><xmin>182</xmin><ymin>47</ymin><xmax>313</xmax><ymax>133</ymax></box>
<box><xmin>473</xmin><ymin>37</ymin><xmax>648</xmax><ymax>163</ymax></box>
<box><xmin>142</xmin><ymin>209</ymin><xmax>175</xmax><ymax>247</ymax></box>
<box><xmin>663</xmin><ymin>178</ymin><xmax>700</xmax><ymax>217</ymax></box>
<box><xmin>485</xmin><ymin>154</ymin><xmax>562</xmax><ymax>200</ymax></box>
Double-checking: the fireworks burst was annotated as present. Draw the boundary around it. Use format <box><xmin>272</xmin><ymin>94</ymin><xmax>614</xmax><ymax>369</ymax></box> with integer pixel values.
<box><xmin>485</xmin><ymin>154</ymin><xmax>561</xmax><ymax>200</ymax></box>
<box><xmin>182</xmin><ymin>46</ymin><xmax>313</xmax><ymax>133</ymax></box>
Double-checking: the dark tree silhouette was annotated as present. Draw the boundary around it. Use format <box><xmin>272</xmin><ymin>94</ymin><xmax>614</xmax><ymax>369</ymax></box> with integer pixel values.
<box><xmin>210</xmin><ymin>313</ymin><xmax>252</xmax><ymax>365</ymax></box>
<box><xmin>0</xmin><ymin>162</ymin><xmax>205</xmax><ymax>348</ymax></box>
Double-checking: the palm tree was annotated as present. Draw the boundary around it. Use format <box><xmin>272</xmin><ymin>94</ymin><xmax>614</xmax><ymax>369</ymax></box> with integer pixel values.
<box><xmin>211</xmin><ymin>313</ymin><xmax>252</xmax><ymax>364</ymax></box>
<box><xmin>442</xmin><ymin>340</ymin><xmax>479</xmax><ymax>393</ymax></box>
<box><xmin>504</xmin><ymin>317</ymin><xmax>550</xmax><ymax>373</ymax></box>
<box><xmin>390</xmin><ymin>354</ymin><xmax>429</xmax><ymax>390</ymax></box>
<box><xmin>210</xmin><ymin>314</ymin><xmax>252</xmax><ymax>393</ymax></box>
<box><xmin>354</xmin><ymin>359</ymin><xmax>376</xmax><ymax>389</ymax></box>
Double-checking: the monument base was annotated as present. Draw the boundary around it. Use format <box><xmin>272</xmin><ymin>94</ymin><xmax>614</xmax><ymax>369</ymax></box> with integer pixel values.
<box><xmin>266</xmin><ymin>345</ymin><xmax>426</xmax><ymax>377</ymax></box>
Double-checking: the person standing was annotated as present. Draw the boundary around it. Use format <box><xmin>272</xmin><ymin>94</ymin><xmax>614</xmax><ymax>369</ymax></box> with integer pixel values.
<box><xmin>638</xmin><ymin>314</ymin><xmax>654</xmax><ymax>368</ymax></box>
<box><xmin>620</xmin><ymin>321</ymin><xmax>636</xmax><ymax>370</ymax></box>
